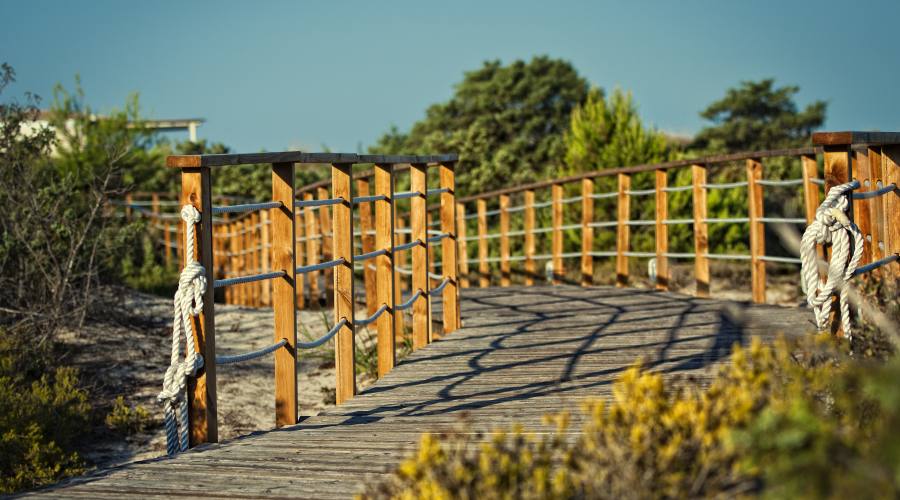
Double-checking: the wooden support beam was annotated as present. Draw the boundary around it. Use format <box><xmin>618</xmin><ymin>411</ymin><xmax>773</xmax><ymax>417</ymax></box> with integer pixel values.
<box><xmin>295</xmin><ymin>211</ymin><xmax>305</xmax><ymax>309</ymax></box>
<box><xmin>868</xmin><ymin>147</ymin><xmax>885</xmax><ymax>263</ymax></box>
<box><xmin>499</xmin><ymin>194</ymin><xmax>510</xmax><ymax>287</ymax></box>
<box><xmin>552</xmin><ymin>183</ymin><xmax>564</xmax><ymax>285</ymax></box>
<box><xmin>332</xmin><ymin>163</ymin><xmax>356</xmax><ymax>404</ymax></box>
<box><xmin>260</xmin><ymin>210</ymin><xmax>271</xmax><ymax>307</ymax></box>
<box><xmin>357</xmin><ymin>178</ymin><xmax>377</xmax><ymax>315</ymax></box>
<box><xmin>411</xmin><ymin>163</ymin><xmax>431</xmax><ymax>349</ymax></box>
<box><xmin>655</xmin><ymin>168</ymin><xmax>669</xmax><ymax>291</ymax></box>
<box><xmin>524</xmin><ymin>190</ymin><xmax>536</xmax><ymax>286</ymax></box>
<box><xmin>251</xmin><ymin>211</ymin><xmax>261</xmax><ymax>307</ymax></box>
<box><xmin>823</xmin><ymin>145</ymin><xmax>852</xmax><ymax>334</ymax></box>
<box><xmin>581</xmin><ymin>178</ymin><xmax>594</xmax><ymax>287</ymax></box>
<box><xmin>303</xmin><ymin>192</ymin><xmax>320</xmax><ymax>307</ymax></box>
<box><xmin>853</xmin><ymin>150</ymin><xmax>874</xmax><ymax>265</ymax></box>
<box><xmin>393</xmin><ymin>214</ymin><xmax>406</xmax><ymax>341</ymax></box>
<box><xmin>747</xmin><ymin>158</ymin><xmax>766</xmax><ymax>304</ymax></box>
<box><xmin>317</xmin><ymin>186</ymin><xmax>334</xmax><ymax>307</ymax></box>
<box><xmin>801</xmin><ymin>154</ymin><xmax>820</xmax><ymax>224</ymax></box>
<box><xmin>692</xmin><ymin>164</ymin><xmax>710</xmax><ymax>297</ymax></box>
<box><xmin>880</xmin><ymin>146</ymin><xmax>899</xmax><ymax>278</ymax></box>
<box><xmin>374</xmin><ymin>164</ymin><xmax>396</xmax><ymax>375</ymax></box>
<box><xmin>477</xmin><ymin>199</ymin><xmax>489</xmax><ymax>287</ymax></box>
<box><xmin>271</xmin><ymin>162</ymin><xmax>297</xmax><ymax>425</ymax></box>
<box><xmin>440</xmin><ymin>162</ymin><xmax>460</xmax><ymax>333</ymax></box>
<box><xmin>182</xmin><ymin>167</ymin><xmax>218</xmax><ymax>446</ymax></box>
<box><xmin>615</xmin><ymin>173</ymin><xmax>631</xmax><ymax>287</ymax></box>
<box><xmin>427</xmin><ymin>212</ymin><xmax>436</xmax><ymax>277</ymax></box>
<box><xmin>228</xmin><ymin>220</ymin><xmax>239</xmax><ymax>305</ymax></box>
<box><xmin>456</xmin><ymin>202</ymin><xmax>469</xmax><ymax>288</ymax></box>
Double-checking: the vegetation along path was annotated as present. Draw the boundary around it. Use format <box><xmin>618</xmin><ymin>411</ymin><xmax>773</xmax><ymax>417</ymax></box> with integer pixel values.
<box><xmin>33</xmin><ymin>285</ymin><xmax>813</xmax><ymax>499</ymax></box>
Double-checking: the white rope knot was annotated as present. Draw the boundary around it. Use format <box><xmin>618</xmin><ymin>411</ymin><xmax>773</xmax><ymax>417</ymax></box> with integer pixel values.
<box><xmin>800</xmin><ymin>182</ymin><xmax>863</xmax><ymax>338</ymax></box>
<box><xmin>158</xmin><ymin>204</ymin><xmax>207</xmax><ymax>455</ymax></box>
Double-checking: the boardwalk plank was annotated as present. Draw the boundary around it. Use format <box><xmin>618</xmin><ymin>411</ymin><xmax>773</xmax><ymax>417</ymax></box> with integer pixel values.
<box><xmin>34</xmin><ymin>286</ymin><xmax>812</xmax><ymax>499</ymax></box>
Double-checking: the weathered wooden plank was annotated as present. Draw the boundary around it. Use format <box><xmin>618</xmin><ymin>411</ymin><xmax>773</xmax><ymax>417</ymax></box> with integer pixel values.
<box><xmin>552</xmin><ymin>183</ymin><xmax>564</xmax><ymax>285</ymax></box>
<box><xmin>271</xmin><ymin>163</ymin><xmax>297</xmax><ymax>426</ymax></box>
<box><xmin>581</xmin><ymin>179</ymin><xmax>594</xmax><ymax>286</ymax></box>
<box><xmin>524</xmin><ymin>190</ymin><xmax>536</xmax><ymax>286</ymax></box>
<box><xmin>746</xmin><ymin>158</ymin><xmax>766</xmax><ymax>304</ymax></box>
<box><xmin>692</xmin><ymin>164</ymin><xmax>710</xmax><ymax>297</ymax></box>
<box><xmin>499</xmin><ymin>194</ymin><xmax>511</xmax><ymax>287</ymax></box>
<box><xmin>615</xmin><ymin>173</ymin><xmax>631</xmax><ymax>287</ymax></box>
<box><xmin>332</xmin><ymin>163</ymin><xmax>356</xmax><ymax>404</ymax></box>
<box><xmin>654</xmin><ymin>168</ymin><xmax>669</xmax><ymax>290</ymax></box>
<box><xmin>375</xmin><ymin>164</ymin><xmax>396</xmax><ymax>374</ymax></box>
<box><xmin>477</xmin><ymin>199</ymin><xmax>489</xmax><ymax>287</ymax></box>
<box><xmin>411</xmin><ymin>164</ymin><xmax>431</xmax><ymax>349</ymax></box>
<box><xmin>181</xmin><ymin>167</ymin><xmax>218</xmax><ymax>445</ymax></box>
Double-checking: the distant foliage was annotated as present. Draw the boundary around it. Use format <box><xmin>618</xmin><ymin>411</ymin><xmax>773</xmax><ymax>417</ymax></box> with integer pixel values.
<box><xmin>564</xmin><ymin>87</ymin><xmax>669</xmax><ymax>174</ymax></box>
<box><xmin>691</xmin><ymin>79</ymin><xmax>826</xmax><ymax>153</ymax></box>
<box><xmin>370</xmin><ymin>56</ymin><xmax>590</xmax><ymax>194</ymax></box>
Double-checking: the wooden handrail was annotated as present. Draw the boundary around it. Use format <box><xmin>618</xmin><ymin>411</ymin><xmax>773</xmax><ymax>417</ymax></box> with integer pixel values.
<box><xmin>164</xmin><ymin>153</ymin><xmax>460</xmax><ymax>449</ymax></box>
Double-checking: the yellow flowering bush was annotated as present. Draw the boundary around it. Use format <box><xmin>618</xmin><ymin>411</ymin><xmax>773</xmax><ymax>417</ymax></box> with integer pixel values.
<box><xmin>363</xmin><ymin>334</ymin><xmax>900</xmax><ymax>499</ymax></box>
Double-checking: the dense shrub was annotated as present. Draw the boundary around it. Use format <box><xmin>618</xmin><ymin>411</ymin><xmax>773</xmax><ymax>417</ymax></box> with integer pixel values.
<box><xmin>0</xmin><ymin>334</ymin><xmax>91</xmax><ymax>493</ymax></box>
<box><xmin>364</xmin><ymin>332</ymin><xmax>900</xmax><ymax>499</ymax></box>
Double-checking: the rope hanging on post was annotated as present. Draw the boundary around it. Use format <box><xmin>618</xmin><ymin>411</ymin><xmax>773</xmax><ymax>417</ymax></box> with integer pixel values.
<box><xmin>800</xmin><ymin>182</ymin><xmax>864</xmax><ymax>337</ymax></box>
<box><xmin>157</xmin><ymin>205</ymin><xmax>207</xmax><ymax>455</ymax></box>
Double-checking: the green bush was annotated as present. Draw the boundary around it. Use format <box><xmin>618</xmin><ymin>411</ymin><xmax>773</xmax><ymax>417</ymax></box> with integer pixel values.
<box><xmin>105</xmin><ymin>396</ymin><xmax>151</xmax><ymax>435</ymax></box>
<box><xmin>363</xmin><ymin>332</ymin><xmax>900</xmax><ymax>499</ymax></box>
<box><xmin>0</xmin><ymin>335</ymin><xmax>91</xmax><ymax>494</ymax></box>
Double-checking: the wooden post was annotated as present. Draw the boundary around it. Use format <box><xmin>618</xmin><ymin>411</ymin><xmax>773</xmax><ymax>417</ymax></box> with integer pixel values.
<box><xmin>393</xmin><ymin>205</ymin><xmax>406</xmax><ymax>341</ymax></box>
<box><xmin>868</xmin><ymin>147</ymin><xmax>885</xmax><ymax>263</ymax></box>
<box><xmin>181</xmin><ymin>167</ymin><xmax>217</xmax><ymax>445</ymax></box>
<box><xmin>615</xmin><ymin>173</ymin><xmax>631</xmax><ymax>287</ymax></box>
<box><xmin>499</xmin><ymin>194</ymin><xmax>510</xmax><ymax>287</ymax></box>
<box><xmin>883</xmin><ymin>146</ymin><xmax>900</xmax><ymax>278</ymax></box>
<box><xmin>260</xmin><ymin>210</ymin><xmax>272</xmax><ymax>307</ymax></box>
<box><xmin>853</xmin><ymin>150</ymin><xmax>874</xmax><ymax>265</ymax></box>
<box><xmin>271</xmin><ymin>162</ymin><xmax>297</xmax><ymax>426</ymax></box>
<box><xmin>332</xmin><ymin>163</ymin><xmax>355</xmax><ymax>404</ymax></box>
<box><xmin>295</xmin><ymin>210</ymin><xmax>305</xmax><ymax>309</ymax></box>
<box><xmin>581</xmin><ymin>178</ymin><xmax>594</xmax><ymax>286</ymax></box>
<box><xmin>747</xmin><ymin>158</ymin><xmax>766</xmax><ymax>304</ymax></box>
<box><xmin>239</xmin><ymin>217</ymin><xmax>248</xmax><ymax>305</ymax></box>
<box><xmin>357</xmin><ymin>178</ymin><xmax>378</xmax><ymax>315</ymax></box>
<box><xmin>317</xmin><ymin>186</ymin><xmax>334</xmax><ymax>307</ymax></box>
<box><xmin>524</xmin><ymin>190</ymin><xmax>536</xmax><ymax>286</ymax></box>
<box><xmin>824</xmin><ymin>145</ymin><xmax>852</xmax><ymax>334</ymax></box>
<box><xmin>440</xmin><ymin>162</ymin><xmax>460</xmax><ymax>333</ymax></box>
<box><xmin>477</xmin><ymin>199</ymin><xmax>489</xmax><ymax>287</ymax></box>
<box><xmin>151</xmin><ymin>192</ymin><xmax>160</xmax><ymax>226</ymax></box>
<box><xmin>228</xmin><ymin>220</ymin><xmax>239</xmax><ymax>305</ymax></box>
<box><xmin>303</xmin><ymin>193</ymin><xmax>320</xmax><ymax>307</ymax></box>
<box><xmin>692</xmin><ymin>164</ymin><xmax>710</xmax><ymax>297</ymax></box>
<box><xmin>249</xmin><ymin>212</ymin><xmax>262</xmax><ymax>307</ymax></box>
<box><xmin>374</xmin><ymin>164</ymin><xmax>396</xmax><ymax>375</ymax></box>
<box><xmin>801</xmin><ymin>154</ymin><xmax>820</xmax><ymax>224</ymax></box>
<box><xmin>427</xmin><ymin>212</ymin><xmax>437</xmax><ymax>278</ymax></box>
<box><xmin>552</xmin><ymin>183</ymin><xmax>564</xmax><ymax>285</ymax></box>
<box><xmin>456</xmin><ymin>203</ymin><xmax>469</xmax><ymax>288</ymax></box>
<box><xmin>654</xmin><ymin>169</ymin><xmax>669</xmax><ymax>291</ymax></box>
<box><xmin>411</xmin><ymin>163</ymin><xmax>431</xmax><ymax>349</ymax></box>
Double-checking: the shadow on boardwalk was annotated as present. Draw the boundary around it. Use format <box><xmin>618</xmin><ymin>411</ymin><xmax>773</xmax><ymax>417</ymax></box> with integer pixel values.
<box><xmin>31</xmin><ymin>285</ymin><xmax>813</xmax><ymax>499</ymax></box>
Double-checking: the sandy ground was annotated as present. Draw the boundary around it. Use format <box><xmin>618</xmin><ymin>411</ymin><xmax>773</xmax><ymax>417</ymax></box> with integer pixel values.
<box><xmin>58</xmin><ymin>291</ymin><xmax>380</xmax><ymax>470</ymax></box>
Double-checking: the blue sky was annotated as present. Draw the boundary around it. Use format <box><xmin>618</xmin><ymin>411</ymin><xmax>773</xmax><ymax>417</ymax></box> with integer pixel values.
<box><xmin>3</xmin><ymin>0</ymin><xmax>899</xmax><ymax>153</ymax></box>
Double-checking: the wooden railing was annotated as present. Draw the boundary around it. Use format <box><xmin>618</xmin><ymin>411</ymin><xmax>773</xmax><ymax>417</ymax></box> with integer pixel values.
<box><xmin>164</xmin><ymin>152</ymin><xmax>460</xmax><ymax>448</ymax></box>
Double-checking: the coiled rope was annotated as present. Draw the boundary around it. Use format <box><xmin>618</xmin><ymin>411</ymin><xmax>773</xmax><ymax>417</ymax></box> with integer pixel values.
<box><xmin>800</xmin><ymin>182</ymin><xmax>864</xmax><ymax>337</ymax></box>
<box><xmin>157</xmin><ymin>205</ymin><xmax>207</xmax><ymax>455</ymax></box>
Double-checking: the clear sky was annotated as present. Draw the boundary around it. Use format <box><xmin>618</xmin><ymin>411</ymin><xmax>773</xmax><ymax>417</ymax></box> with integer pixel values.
<box><xmin>3</xmin><ymin>0</ymin><xmax>899</xmax><ymax>153</ymax></box>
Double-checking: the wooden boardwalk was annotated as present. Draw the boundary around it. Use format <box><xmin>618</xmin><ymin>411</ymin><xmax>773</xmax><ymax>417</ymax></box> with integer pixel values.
<box><xmin>35</xmin><ymin>286</ymin><xmax>812</xmax><ymax>499</ymax></box>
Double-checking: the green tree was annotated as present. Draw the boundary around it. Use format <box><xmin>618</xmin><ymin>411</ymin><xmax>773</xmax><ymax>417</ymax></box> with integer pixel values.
<box><xmin>691</xmin><ymin>79</ymin><xmax>826</xmax><ymax>153</ymax></box>
<box><xmin>370</xmin><ymin>56</ymin><xmax>590</xmax><ymax>194</ymax></box>
<box><xmin>564</xmin><ymin>87</ymin><xmax>669</xmax><ymax>173</ymax></box>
